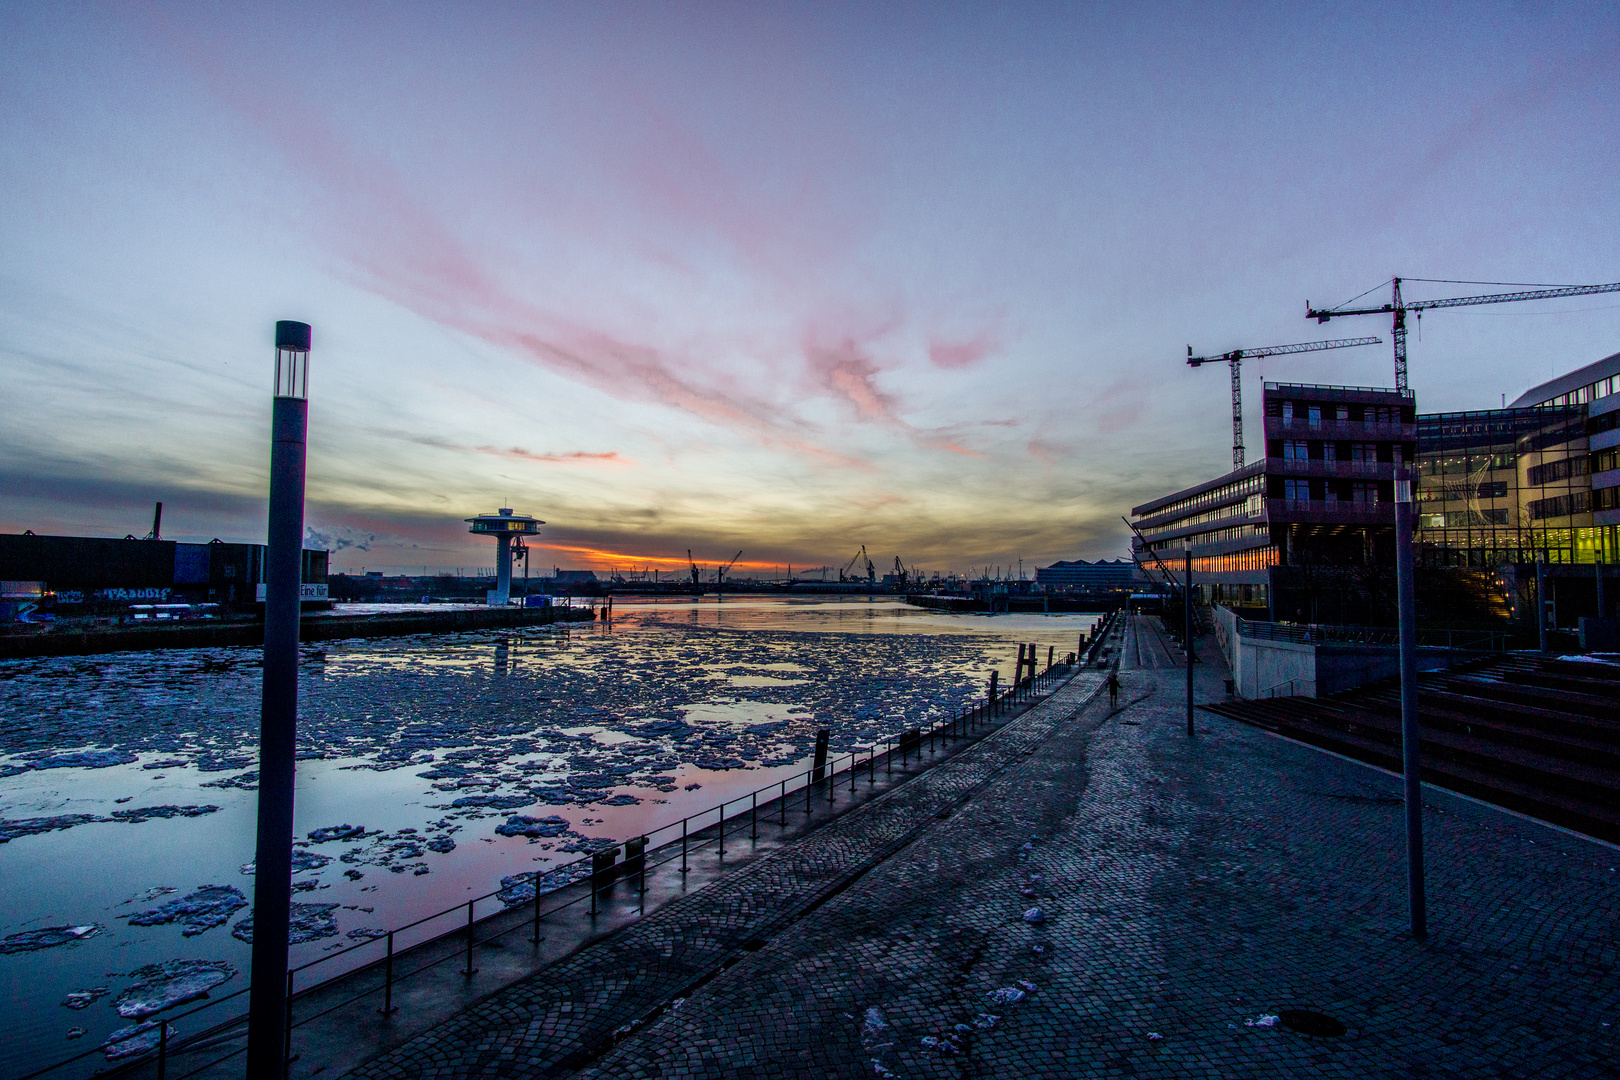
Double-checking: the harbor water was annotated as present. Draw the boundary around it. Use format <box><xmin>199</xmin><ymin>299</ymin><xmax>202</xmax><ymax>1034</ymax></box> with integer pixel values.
<box><xmin>0</xmin><ymin>596</ymin><xmax>1098</xmax><ymax>1072</ymax></box>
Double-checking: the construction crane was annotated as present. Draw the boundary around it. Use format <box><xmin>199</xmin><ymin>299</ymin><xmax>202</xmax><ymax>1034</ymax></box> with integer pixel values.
<box><xmin>715</xmin><ymin>550</ymin><xmax>743</xmax><ymax>587</ymax></box>
<box><xmin>890</xmin><ymin>556</ymin><xmax>908</xmax><ymax>592</ymax></box>
<box><xmin>1187</xmin><ymin>337</ymin><xmax>1381</xmax><ymax>470</ymax></box>
<box><xmin>687</xmin><ymin>550</ymin><xmax>700</xmax><ymax>588</ymax></box>
<box><xmin>1308</xmin><ymin>277</ymin><xmax>1620</xmax><ymax>393</ymax></box>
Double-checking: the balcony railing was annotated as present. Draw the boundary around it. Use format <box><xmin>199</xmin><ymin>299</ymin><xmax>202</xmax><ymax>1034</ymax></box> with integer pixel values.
<box><xmin>1267</xmin><ymin>498</ymin><xmax>1393</xmax><ymax>523</ymax></box>
<box><xmin>1264</xmin><ymin>417</ymin><xmax>1413</xmax><ymax>439</ymax></box>
<box><xmin>1267</xmin><ymin>459</ymin><xmax>1390</xmax><ymax>479</ymax></box>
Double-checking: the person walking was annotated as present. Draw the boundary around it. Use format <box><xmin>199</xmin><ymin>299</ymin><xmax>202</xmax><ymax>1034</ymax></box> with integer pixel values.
<box><xmin>1107</xmin><ymin>669</ymin><xmax>1121</xmax><ymax>708</ymax></box>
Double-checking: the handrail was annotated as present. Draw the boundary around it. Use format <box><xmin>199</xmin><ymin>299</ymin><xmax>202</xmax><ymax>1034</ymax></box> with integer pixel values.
<box><xmin>1260</xmin><ymin>677</ymin><xmax>1316</xmax><ymax>698</ymax></box>
<box><xmin>18</xmin><ymin>661</ymin><xmax>1078</xmax><ymax>1080</ymax></box>
<box><xmin>1235</xmin><ymin>616</ymin><xmax>1511</xmax><ymax>653</ymax></box>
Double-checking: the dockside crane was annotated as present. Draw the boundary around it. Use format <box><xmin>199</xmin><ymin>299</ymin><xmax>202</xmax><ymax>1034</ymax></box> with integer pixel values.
<box><xmin>715</xmin><ymin>550</ymin><xmax>743</xmax><ymax>587</ymax></box>
<box><xmin>1308</xmin><ymin>277</ymin><xmax>1620</xmax><ymax>392</ymax></box>
<box><xmin>687</xmin><ymin>550</ymin><xmax>700</xmax><ymax>587</ymax></box>
<box><xmin>1187</xmin><ymin>337</ymin><xmax>1381</xmax><ymax>470</ymax></box>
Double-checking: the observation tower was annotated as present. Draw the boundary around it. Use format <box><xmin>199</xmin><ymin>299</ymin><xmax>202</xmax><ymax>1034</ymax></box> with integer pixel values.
<box><xmin>466</xmin><ymin>508</ymin><xmax>543</xmax><ymax>606</ymax></box>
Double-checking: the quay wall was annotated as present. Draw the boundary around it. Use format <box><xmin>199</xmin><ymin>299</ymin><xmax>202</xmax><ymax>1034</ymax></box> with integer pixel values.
<box><xmin>0</xmin><ymin>604</ymin><xmax>598</xmax><ymax>660</ymax></box>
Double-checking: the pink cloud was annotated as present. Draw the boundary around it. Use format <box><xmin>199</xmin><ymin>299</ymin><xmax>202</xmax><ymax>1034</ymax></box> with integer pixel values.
<box><xmin>928</xmin><ymin>331</ymin><xmax>1000</xmax><ymax>370</ymax></box>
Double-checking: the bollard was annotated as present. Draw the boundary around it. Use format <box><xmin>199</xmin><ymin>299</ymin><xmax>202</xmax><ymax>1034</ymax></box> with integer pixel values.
<box><xmin>380</xmin><ymin>931</ymin><xmax>399</xmax><ymax>1013</ymax></box>
<box><xmin>989</xmin><ymin>671</ymin><xmax>999</xmax><ymax>715</ymax></box>
<box><xmin>751</xmin><ymin>792</ymin><xmax>759</xmax><ymax>839</ymax></box>
<box><xmin>828</xmin><ymin>760</ymin><xmax>835</xmax><ymax>804</ymax></box>
<box><xmin>811</xmin><ymin>728</ymin><xmax>830</xmax><ymax>783</ymax></box>
<box><xmin>462</xmin><ymin>901</ymin><xmax>478</xmax><ymax>975</ymax></box>
<box><xmin>805</xmin><ymin>769</ymin><xmax>813</xmax><ymax>814</ymax></box>
<box><xmin>850</xmin><ymin>753</ymin><xmax>857</xmax><ymax>791</ymax></box>
<box><xmin>886</xmin><ymin>739</ymin><xmax>893</xmax><ymax>776</ymax></box>
<box><xmin>283</xmin><ymin>970</ymin><xmax>293</xmax><ymax>1070</ymax></box>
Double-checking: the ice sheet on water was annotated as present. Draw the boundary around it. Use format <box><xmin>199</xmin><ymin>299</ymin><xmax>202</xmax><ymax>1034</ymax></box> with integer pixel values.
<box><xmin>0</xmin><ymin>814</ymin><xmax>103</xmax><ymax>844</ymax></box>
<box><xmin>114</xmin><ymin>959</ymin><xmax>236</xmax><ymax>1018</ymax></box>
<box><xmin>109</xmin><ymin>805</ymin><xmax>219</xmax><ymax>824</ymax></box>
<box><xmin>495</xmin><ymin>814</ymin><xmax>571</xmax><ymax>838</ymax></box>
<box><xmin>0</xmin><ymin>925</ymin><xmax>100</xmax><ymax>953</ymax></box>
<box><xmin>60</xmin><ymin>987</ymin><xmax>109</xmax><ymax>1009</ymax></box>
<box><xmin>239</xmin><ymin>850</ymin><xmax>331</xmax><ymax>875</ymax></box>
<box><xmin>125</xmin><ymin>885</ymin><xmax>248</xmax><ymax>936</ymax></box>
<box><xmin>29</xmin><ymin>749</ymin><xmax>139</xmax><ymax>770</ymax></box>
<box><xmin>103</xmin><ymin>1020</ymin><xmax>177</xmax><ymax>1060</ymax></box>
<box><xmin>231</xmin><ymin>903</ymin><xmax>339</xmax><ymax>944</ymax></box>
<box><xmin>308</xmin><ymin>824</ymin><xmax>366</xmax><ymax>843</ymax></box>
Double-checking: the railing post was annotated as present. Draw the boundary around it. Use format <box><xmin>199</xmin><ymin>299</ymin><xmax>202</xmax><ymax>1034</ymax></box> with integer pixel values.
<box><xmin>379</xmin><ymin>931</ymin><xmax>398</xmax><ymax>1014</ymax></box>
<box><xmin>283</xmin><ymin>970</ymin><xmax>293</xmax><ymax>1075</ymax></box>
<box><xmin>462</xmin><ymin>900</ymin><xmax>479</xmax><ymax>974</ymax></box>
<box><xmin>828</xmin><ymin>760</ymin><xmax>834</xmax><ymax>804</ymax></box>
<box><xmin>530</xmin><ymin>876</ymin><xmax>542</xmax><ymax>943</ymax></box>
<box><xmin>718</xmin><ymin>802</ymin><xmax>726</xmax><ymax>857</ymax></box>
<box><xmin>681</xmin><ymin>817</ymin><xmax>688</xmax><ymax>874</ymax></box>
<box><xmin>805</xmin><ymin>769</ymin><xmax>812</xmax><ymax>814</ymax></box>
<box><xmin>779</xmin><ymin>780</ymin><xmax>786</xmax><ymax>826</ymax></box>
<box><xmin>158</xmin><ymin>1010</ymin><xmax>168</xmax><ymax>1080</ymax></box>
<box><xmin>751</xmin><ymin>791</ymin><xmax>758</xmax><ymax>839</ymax></box>
<box><xmin>887</xmin><ymin>739</ymin><xmax>893</xmax><ymax>775</ymax></box>
<box><xmin>850</xmin><ymin>753</ymin><xmax>856</xmax><ymax>791</ymax></box>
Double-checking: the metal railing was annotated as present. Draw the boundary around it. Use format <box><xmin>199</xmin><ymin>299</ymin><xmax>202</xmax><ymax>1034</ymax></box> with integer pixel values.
<box><xmin>19</xmin><ymin>660</ymin><xmax>1079</xmax><ymax>1080</ymax></box>
<box><xmin>1235</xmin><ymin>616</ymin><xmax>1511</xmax><ymax>653</ymax></box>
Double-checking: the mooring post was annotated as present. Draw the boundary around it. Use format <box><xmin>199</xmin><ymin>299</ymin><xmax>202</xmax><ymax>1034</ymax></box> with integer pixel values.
<box><xmin>1395</xmin><ymin>470</ymin><xmax>1427</xmax><ymax>938</ymax></box>
<box><xmin>380</xmin><ymin>931</ymin><xmax>398</xmax><ymax>1013</ymax></box>
<box><xmin>247</xmin><ymin>321</ymin><xmax>311</xmax><ymax>1080</ymax></box>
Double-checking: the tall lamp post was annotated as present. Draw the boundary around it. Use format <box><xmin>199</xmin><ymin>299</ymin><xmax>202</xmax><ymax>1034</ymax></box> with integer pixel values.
<box><xmin>1395</xmin><ymin>468</ymin><xmax>1426</xmax><ymax>938</ymax></box>
<box><xmin>246</xmin><ymin>321</ymin><xmax>311</xmax><ymax>1077</ymax></box>
<box><xmin>1185</xmin><ymin>546</ymin><xmax>1195</xmax><ymax>737</ymax></box>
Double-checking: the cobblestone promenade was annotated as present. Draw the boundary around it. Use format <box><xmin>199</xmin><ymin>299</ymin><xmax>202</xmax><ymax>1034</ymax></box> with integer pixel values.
<box><xmin>349</xmin><ymin>619</ymin><xmax>1619</xmax><ymax>1079</ymax></box>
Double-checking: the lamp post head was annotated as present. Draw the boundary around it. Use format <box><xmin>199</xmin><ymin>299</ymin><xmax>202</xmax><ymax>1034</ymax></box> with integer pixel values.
<box><xmin>274</xmin><ymin>321</ymin><xmax>312</xmax><ymax>400</ymax></box>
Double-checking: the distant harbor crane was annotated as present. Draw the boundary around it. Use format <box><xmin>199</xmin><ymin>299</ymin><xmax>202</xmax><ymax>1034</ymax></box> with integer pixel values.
<box><xmin>1187</xmin><ymin>337</ymin><xmax>1381</xmax><ymax>469</ymax></box>
<box><xmin>1307</xmin><ymin>277</ymin><xmax>1620</xmax><ymax>392</ymax></box>
<box><xmin>715</xmin><ymin>550</ymin><xmax>743</xmax><ymax>587</ymax></box>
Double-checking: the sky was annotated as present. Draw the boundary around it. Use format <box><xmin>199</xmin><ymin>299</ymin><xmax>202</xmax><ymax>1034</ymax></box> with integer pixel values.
<box><xmin>2</xmin><ymin>2</ymin><xmax>1618</xmax><ymax>576</ymax></box>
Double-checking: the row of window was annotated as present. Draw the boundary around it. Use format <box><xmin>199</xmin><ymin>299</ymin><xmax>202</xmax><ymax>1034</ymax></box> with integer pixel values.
<box><xmin>1420</xmin><ymin>509</ymin><xmax>1511</xmax><ymax>528</ymax></box>
<box><xmin>1526</xmin><ymin>456</ymin><xmax>1591</xmax><ymax>486</ymax></box>
<box><xmin>1594</xmin><ymin>447</ymin><xmax>1620</xmax><ymax>475</ymax></box>
<box><xmin>1145</xmin><ymin>523</ymin><xmax>1269</xmax><ymax>555</ymax></box>
<box><xmin>1536</xmin><ymin>374</ymin><xmax>1619</xmax><ymax>408</ymax></box>
<box><xmin>1266</xmin><ymin>401</ymin><xmax>1410</xmax><ymax>425</ymax></box>
<box><xmin>1419</xmin><ymin>481</ymin><xmax>1509</xmax><ymax>502</ymax></box>
<box><xmin>1187</xmin><ymin>547</ymin><xmax>1280</xmax><ymax>574</ymax></box>
<box><xmin>1139</xmin><ymin>473</ymin><xmax>1265</xmax><ymax>523</ymax></box>
<box><xmin>1278</xmin><ymin>441</ymin><xmax>1396</xmax><ymax>463</ymax></box>
<box><xmin>1527</xmin><ymin>492</ymin><xmax>1592</xmax><ymax>520</ymax></box>
<box><xmin>1420</xmin><ymin>453</ymin><xmax>1518</xmax><ymax>475</ymax></box>
<box><xmin>1279</xmin><ymin>479</ymin><xmax>1382</xmax><ymax>502</ymax></box>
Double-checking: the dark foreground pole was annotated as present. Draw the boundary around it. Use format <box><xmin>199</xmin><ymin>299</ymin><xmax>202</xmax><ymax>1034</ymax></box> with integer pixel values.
<box><xmin>1395</xmin><ymin>471</ymin><xmax>1426</xmax><ymax>938</ymax></box>
<box><xmin>1185</xmin><ymin>548</ymin><xmax>1195</xmax><ymax>737</ymax></box>
<box><xmin>247</xmin><ymin>321</ymin><xmax>312</xmax><ymax>1078</ymax></box>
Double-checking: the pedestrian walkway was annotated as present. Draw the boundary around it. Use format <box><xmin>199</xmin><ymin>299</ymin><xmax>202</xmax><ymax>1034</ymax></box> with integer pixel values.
<box><xmin>564</xmin><ymin>618</ymin><xmax>1617</xmax><ymax>1078</ymax></box>
<box><xmin>340</xmin><ymin>670</ymin><xmax>1108</xmax><ymax>1080</ymax></box>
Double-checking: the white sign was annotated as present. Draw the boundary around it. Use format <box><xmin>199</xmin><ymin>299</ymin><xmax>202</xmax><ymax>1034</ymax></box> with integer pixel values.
<box><xmin>255</xmin><ymin>583</ymin><xmax>330</xmax><ymax>601</ymax></box>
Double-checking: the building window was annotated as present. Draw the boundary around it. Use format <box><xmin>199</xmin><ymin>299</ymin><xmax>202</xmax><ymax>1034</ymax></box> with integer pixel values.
<box><xmin>1527</xmin><ymin>456</ymin><xmax>1591</xmax><ymax>486</ymax></box>
<box><xmin>1284</xmin><ymin>478</ymin><xmax>1310</xmax><ymax>501</ymax></box>
<box><xmin>1308</xmin><ymin>404</ymin><xmax>1323</xmax><ymax>427</ymax></box>
<box><xmin>1352</xmin><ymin>482</ymin><xmax>1378</xmax><ymax>503</ymax></box>
<box><xmin>1281</xmin><ymin>401</ymin><xmax>1295</xmax><ymax>422</ymax></box>
<box><xmin>1322</xmin><ymin>442</ymin><xmax>1338</xmax><ymax>463</ymax></box>
<box><xmin>1283</xmin><ymin>440</ymin><xmax>1310</xmax><ymax>461</ymax></box>
<box><xmin>1350</xmin><ymin>442</ymin><xmax>1378</xmax><ymax>461</ymax></box>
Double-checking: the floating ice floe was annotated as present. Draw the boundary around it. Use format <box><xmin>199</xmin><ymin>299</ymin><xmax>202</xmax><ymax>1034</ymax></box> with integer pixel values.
<box><xmin>125</xmin><ymin>885</ymin><xmax>247</xmax><ymax>936</ymax></box>
<box><xmin>114</xmin><ymin>960</ymin><xmax>236</xmax><ymax>1019</ymax></box>
<box><xmin>109</xmin><ymin>805</ymin><xmax>219</xmax><ymax>824</ymax></box>
<box><xmin>66</xmin><ymin>1027</ymin><xmax>87</xmax><ymax>1039</ymax></box>
<box><xmin>0</xmin><ymin>806</ymin><xmax>217</xmax><ymax>845</ymax></box>
<box><xmin>494</xmin><ymin>815</ymin><xmax>571</xmax><ymax>838</ymax></box>
<box><xmin>60</xmin><ymin>988</ymin><xmax>110</xmax><ymax>1010</ymax></box>
<box><xmin>427</xmin><ymin>837</ymin><xmax>455</xmax><ymax>853</ymax></box>
<box><xmin>103</xmin><ymin>1020</ymin><xmax>177</xmax><ymax>1060</ymax></box>
<box><xmin>0</xmin><ymin>925</ymin><xmax>100</xmax><ymax>953</ymax></box>
<box><xmin>231</xmin><ymin>903</ymin><xmax>339</xmax><ymax>944</ymax></box>
<box><xmin>30</xmin><ymin>749</ymin><xmax>139</xmax><ymax>770</ymax></box>
<box><xmin>308</xmin><ymin>824</ymin><xmax>366</xmax><ymax>843</ymax></box>
<box><xmin>347</xmin><ymin>928</ymin><xmax>387</xmax><ymax>941</ymax></box>
<box><xmin>495</xmin><ymin>864</ymin><xmax>589</xmax><ymax>907</ymax></box>
<box><xmin>239</xmin><ymin>850</ymin><xmax>331</xmax><ymax>875</ymax></box>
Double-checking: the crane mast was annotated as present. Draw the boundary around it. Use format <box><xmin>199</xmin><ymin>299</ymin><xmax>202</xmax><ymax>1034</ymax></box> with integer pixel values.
<box><xmin>1308</xmin><ymin>277</ymin><xmax>1620</xmax><ymax>392</ymax></box>
<box><xmin>1187</xmin><ymin>336</ymin><xmax>1380</xmax><ymax>470</ymax></box>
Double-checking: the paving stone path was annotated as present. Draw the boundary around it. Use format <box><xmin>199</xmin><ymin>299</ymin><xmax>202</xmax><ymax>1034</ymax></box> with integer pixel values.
<box><xmin>569</xmin><ymin>619</ymin><xmax>1619</xmax><ymax>1079</ymax></box>
<box><xmin>345</xmin><ymin>669</ymin><xmax>1108</xmax><ymax>1080</ymax></box>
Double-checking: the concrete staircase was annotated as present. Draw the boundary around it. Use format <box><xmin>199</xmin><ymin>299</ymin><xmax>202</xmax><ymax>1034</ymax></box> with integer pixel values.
<box><xmin>1201</xmin><ymin>655</ymin><xmax>1620</xmax><ymax>844</ymax></box>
